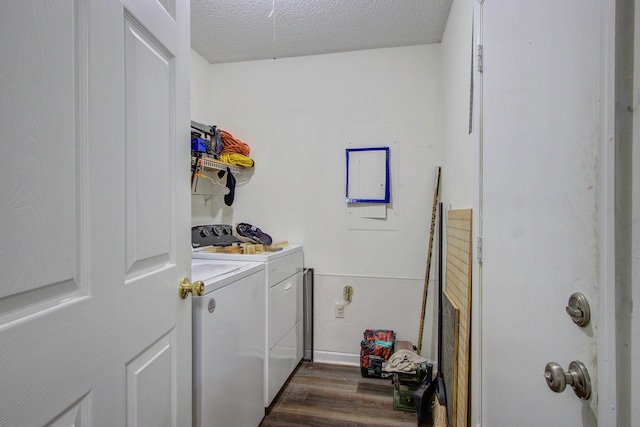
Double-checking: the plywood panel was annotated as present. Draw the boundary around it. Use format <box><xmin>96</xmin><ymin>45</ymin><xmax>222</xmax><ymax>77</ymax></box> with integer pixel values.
<box><xmin>445</xmin><ymin>209</ymin><xmax>472</xmax><ymax>427</ymax></box>
<box><xmin>442</xmin><ymin>291</ymin><xmax>460</xmax><ymax>427</ymax></box>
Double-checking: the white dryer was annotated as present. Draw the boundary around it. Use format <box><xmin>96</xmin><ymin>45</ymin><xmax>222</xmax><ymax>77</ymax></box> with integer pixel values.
<box><xmin>192</xmin><ymin>233</ymin><xmax>304</xmax><ymax>409</ymax></box>
<box><xmin>191</xmin><ymin>259</ymin><xmax>265</xmax><ymax>427</ymax></box>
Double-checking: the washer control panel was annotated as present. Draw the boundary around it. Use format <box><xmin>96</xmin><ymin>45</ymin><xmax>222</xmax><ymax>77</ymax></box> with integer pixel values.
<box><xmin>191</xmin><ymin>224</ymin><xmax>240</xmax><ymax>248</ymax></box>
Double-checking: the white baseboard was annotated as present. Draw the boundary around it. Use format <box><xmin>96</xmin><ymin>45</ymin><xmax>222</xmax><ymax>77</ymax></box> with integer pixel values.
<box><xmin>312</xmin><ymin>350</ymin><xmax>359</xmax><ymax>366</ymax></box>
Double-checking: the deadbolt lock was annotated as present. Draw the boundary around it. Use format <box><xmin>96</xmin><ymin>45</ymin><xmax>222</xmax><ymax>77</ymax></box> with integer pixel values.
<box><xmin>544</xmin><ymin>361</ymin><xmax>591</xmax><ymax>400</ymax></box>
<box><xmin>565</xmin><ymin>292</ymin><xmax>590</xmax><ymax>327</ymax></box>
<box><xmin>179</xmin><ymin>278</ymin><xmax>204</xmax><ymax>299</ymax></box>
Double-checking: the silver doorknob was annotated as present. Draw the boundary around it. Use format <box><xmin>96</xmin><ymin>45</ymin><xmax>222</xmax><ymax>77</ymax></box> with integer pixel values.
<box><xmin>544</xmin><ymin>361</ymin><xmax>591</xmax><ymax>400</ymax></box>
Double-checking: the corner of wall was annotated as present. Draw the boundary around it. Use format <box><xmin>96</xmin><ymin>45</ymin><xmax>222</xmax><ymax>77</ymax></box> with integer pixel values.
<box><xmin>190</xmin><ymin>49</ymin><xmax>213</xmax><ymax>124</ymax></box>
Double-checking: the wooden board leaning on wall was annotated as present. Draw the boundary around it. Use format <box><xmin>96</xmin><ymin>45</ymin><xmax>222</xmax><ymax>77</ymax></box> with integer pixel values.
<box><xmin>444</xmin><ymin>209</ymin><xmax>472</xmax><ymax>427</ymax></box>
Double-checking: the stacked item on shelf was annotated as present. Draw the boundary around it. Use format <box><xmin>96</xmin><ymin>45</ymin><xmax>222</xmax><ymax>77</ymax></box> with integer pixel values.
<box><xmin>218</xmin><ymin>129</ymin><xmax>254</xmax><ymax>168</ymax></box>
<box><xmin>190</xmin><ymin>120</ymin><xmax>255</xmax><ymax>168</ymax></box>
<box><xmin>191</xmin><ymin>120</ymin><xmax>222</xmax><ymax>159</ymax></box>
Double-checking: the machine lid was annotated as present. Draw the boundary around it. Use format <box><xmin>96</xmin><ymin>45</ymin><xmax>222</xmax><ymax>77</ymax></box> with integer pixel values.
<box><xmin>191</xmin><ymin>259</ymin><xmax>265</xmax><ymax>294</ymax></box>
<box><xmin>191</xmin><ymin>262</ymin><xmax>242</xmax><ymax>282</ymax></box>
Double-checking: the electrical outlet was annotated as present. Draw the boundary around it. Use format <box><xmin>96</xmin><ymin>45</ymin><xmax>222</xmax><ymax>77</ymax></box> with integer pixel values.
<box><xmin>335</xmin><ymin>302</ymin><xmax>344</xmax><ymax>319</ymax></box>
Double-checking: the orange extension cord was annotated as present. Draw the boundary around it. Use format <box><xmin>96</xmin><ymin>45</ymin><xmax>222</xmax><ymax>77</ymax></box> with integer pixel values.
<box><xmin>219</xmin><ymin>129</ymin><xmax>250</xmax><ymax>156</ymax></box>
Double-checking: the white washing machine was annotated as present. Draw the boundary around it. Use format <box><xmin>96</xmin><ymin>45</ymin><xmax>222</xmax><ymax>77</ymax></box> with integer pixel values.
<box><xmin>191</xmin><ymin>259</ymin><xmax>265</xmax><ymax>427</ymax></box>
<box><xmin>192</xmin><ymin>236</ymin><xmax>304</xmax><ymax>409</ymax></box>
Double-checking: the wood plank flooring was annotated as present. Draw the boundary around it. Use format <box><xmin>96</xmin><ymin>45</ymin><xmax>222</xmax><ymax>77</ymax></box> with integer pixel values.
<box><xmin>260</xmin><ymin>362</ymin><xmax>421</xmax><ymax>427</ymax></box>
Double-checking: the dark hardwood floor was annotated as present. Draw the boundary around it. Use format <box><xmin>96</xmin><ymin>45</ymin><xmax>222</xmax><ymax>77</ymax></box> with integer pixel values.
<box><xmin>260</xmin><ymin>362</ymin><xmax>421</xmax><ymax>427</ymax></box>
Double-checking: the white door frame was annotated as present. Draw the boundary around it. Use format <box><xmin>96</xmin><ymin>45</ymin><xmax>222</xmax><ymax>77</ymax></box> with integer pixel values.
<box><xmin>596</xmin><ymin>0</ymin><xmax>618</xmax><ymax>424</ymax></box>
<box><xmin>471</xmin><ymin>0</ymin><xmax>618</xmax><ymax>424</ymax></box>
<box><xmin>471</xmin><ymin>2</ymin><xmax>484</xmax><ymax>426</ymax></box>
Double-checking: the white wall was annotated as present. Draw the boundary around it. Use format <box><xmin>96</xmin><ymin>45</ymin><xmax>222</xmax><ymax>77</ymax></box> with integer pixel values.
<box><xmin>191</xmin><ymin>49</ymin><xmax>233</xmax><ymax>224</ymax></box>
<box><xmin>190</xmin><ymin>50</ymin><xmax>212</xmax><ymax>123</ymax></box>
<box><xmin>441</xmin><ymin>0</ymin><xmax>474</xmax><ymax>210</ymax></box>
<box><xmin>191</xmin><ymin>45</ymin><xmax>443</xmax><ymax>363</ymax></box>
<box><xmin>439</xmin><ymin>0</ymin><xmax>478</xmax><ymax>423</ymax></box>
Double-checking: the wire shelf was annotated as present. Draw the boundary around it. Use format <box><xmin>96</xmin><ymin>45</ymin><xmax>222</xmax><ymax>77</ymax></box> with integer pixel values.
<box><xmin>191</xmin><ymin>156</ymin><xmax>242</xmax><ymax>175</ymax></box>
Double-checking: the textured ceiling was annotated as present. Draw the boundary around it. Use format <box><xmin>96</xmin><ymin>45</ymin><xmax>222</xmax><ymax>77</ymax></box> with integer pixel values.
<box><xmin>191</xmin><ymin>0</ymin><xmax>453</xmax><ymax>64</ymax></box>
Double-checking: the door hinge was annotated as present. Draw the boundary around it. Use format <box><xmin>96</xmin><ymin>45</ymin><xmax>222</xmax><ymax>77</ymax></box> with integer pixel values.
<box><xmin>476</xmin><ymin>44</ymin><xmax>483</xmax><ymax>72</ymax></box>
<box><xmin>477</xmin><ymin>236</ymin><xmax>483</xmax><ymax>263</ymax></box>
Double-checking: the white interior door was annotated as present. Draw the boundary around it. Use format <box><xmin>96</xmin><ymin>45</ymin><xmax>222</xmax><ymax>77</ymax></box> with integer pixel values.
<box><xmin>479</xmin><ymin>0</ymin><xmax>615</xmax><ymax>425</ymax></box>
<box><xmin>0</xmin><ymin>0</ymin><xmax>191</xmax><ymax>425</ymax></box>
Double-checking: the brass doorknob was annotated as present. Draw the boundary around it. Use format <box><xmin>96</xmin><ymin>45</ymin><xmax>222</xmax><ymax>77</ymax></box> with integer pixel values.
<box><xmin>179</xmin><ymin>278</ymin><xmax>204</xmax><ymax>299</ymax></box>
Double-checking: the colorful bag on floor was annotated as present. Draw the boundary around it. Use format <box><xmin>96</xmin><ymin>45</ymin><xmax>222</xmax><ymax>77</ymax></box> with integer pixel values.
<box><xmin>360</xmin><ymin>329</ymin><xmax>396</xmax><ymax>378</ymax></box>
